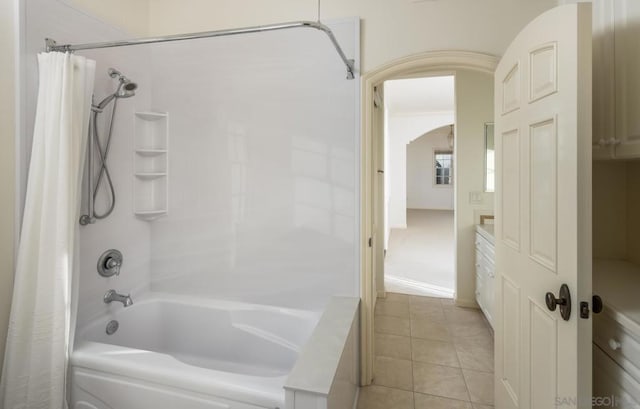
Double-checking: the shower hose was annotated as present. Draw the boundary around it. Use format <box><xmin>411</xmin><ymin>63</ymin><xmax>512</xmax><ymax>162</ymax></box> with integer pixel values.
<box><xmin>91</xmin><ymin>97</ymin><xmax>118</xmax><ymax>220</ymax></box>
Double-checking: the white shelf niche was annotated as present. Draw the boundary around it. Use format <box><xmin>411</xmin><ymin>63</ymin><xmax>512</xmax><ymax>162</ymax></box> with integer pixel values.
<box><xmin>134</xmin><ymin>111</ymin><xmax>168</xmax><ymax>220</ymax></box>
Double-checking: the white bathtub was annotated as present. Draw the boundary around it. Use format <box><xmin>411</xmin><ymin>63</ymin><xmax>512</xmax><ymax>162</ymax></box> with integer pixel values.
<box><xmin>70</xmin><ymin>292</ymin><xmax>321</xmax><ymax>409</ymax></box>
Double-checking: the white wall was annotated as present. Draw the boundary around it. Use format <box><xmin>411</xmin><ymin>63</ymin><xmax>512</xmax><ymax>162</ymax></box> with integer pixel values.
<box><xmin>0</xmin><ymin>0</ymin><xmax>18</xmax><ymax>373</ymax></box>
<box><xmin>386</xmin><ymin>111</ymin><xmax>454</xmax><ymax>229</ymax></box>
<box><xmin>24</xmin><ymin>0</ymin><xmax>153</xmax><ymax>328</ymax></box>
<box><xmin>407</xmin><ymin>127</ymin><xmax>454</xmax><ymax>210</ymax></box>
<box><xmin>67</xmin><ymin>0</ymin><xmax>149</xmax><ymax>35</ymax></box>
<box><xmin>147</xmin><ymin>0</ymin><xmax>558</xmax><ymax>73</ymax></box>
<box><xmin>454</xmin><ymin>70</ymin><xmax>494</xmax><ymax>305</ymax></box>
<box><xmin>147</xmin><ymin>19</ymin><xmax>360</xmax><ymax>310</ymax></box>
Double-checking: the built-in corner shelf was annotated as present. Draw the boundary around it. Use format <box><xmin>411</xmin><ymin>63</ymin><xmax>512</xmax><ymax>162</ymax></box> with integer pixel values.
<box><xmin>134</xmin><ymin>111</ymin><xmax>168</xmax><ymax>221</ymax></box>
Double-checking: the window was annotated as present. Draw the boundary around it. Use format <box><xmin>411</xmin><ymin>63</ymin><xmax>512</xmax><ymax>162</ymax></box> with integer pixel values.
<box><xmin>434</xmin><ymin>150</ymin><xmax>453</xmax><ymax>185</ymax></box>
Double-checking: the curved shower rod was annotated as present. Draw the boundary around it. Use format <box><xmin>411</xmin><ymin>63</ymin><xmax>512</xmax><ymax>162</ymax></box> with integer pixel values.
<box><xmin>45</xmin><ymin>21</ymin><xmax>355</xmax><ymax>80</ymax></box>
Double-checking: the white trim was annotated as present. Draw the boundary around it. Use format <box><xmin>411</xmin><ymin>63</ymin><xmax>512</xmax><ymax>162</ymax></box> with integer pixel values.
<box><xmin>385</xmin><ymin>275</ymin><xmax>455</xmax><ymax>298</ymax></box>
<box><xmin>388</xmin><ymin>109</ymin><xmax>456</xmax><ymax>118</ymax></box>
<box><xmin>360</xmin><ymin>50</ymin><xmax>499</xmax><ymax>386</ymax></box>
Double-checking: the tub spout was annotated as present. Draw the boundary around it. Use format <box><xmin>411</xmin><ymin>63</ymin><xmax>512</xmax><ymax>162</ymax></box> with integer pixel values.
<box><xmin>104</xmin><ymin>289</ymin><xmax>133</xmax><ymax>307</ymax></box>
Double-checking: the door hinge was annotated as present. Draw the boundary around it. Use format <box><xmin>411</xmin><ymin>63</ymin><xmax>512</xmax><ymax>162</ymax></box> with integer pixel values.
<box><xmin>368</xmin><ymin>237</ymin><xmax>372</xmax><ymax>247</ymax></box>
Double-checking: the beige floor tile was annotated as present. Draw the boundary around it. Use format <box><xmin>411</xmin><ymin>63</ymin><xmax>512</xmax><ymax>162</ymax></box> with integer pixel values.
<box><xmin>463</xmin><ymin>369</ymin><xmax>494</xmax><ymax>405</ymax></box>
<box><xmin>413</xmin><ymin>361</ymin><xmax>470</xmax><ymax>401</ymax></box>
<box><xmin>411</xmin><ymin>317</ymin><xmax>451</xmax><ymax>342</ymax></box>
<box><xmin>373</xmin><ymin>356</ymin><xmax>413</xmax><ymax>391</ymax></box>
<box><xmin>375</xmin><ymin>315</ymin><xmax>411</xmax><ymax>337</ymax></box>
<box><xmin>409</xmin><ymin>295</ymin><xmax>444</xmax><ymax>306</ymax></box>
<box><xmin>375</xmin><ymin>299</ymin><xmax>410</xmax><ymax>318</ymax></box>
<box><xmin>410</xmin><ymin>300</ymin><xmax>443</xmax><ymax>313</ymax></box>
<box><xmin>410</xmin><ymin>304</ymin><xmax>447</xmax><ymax>322</ymax></box>
<box><xmin>472</xmin><ymin>404</ymin><xmax>494</xmax><ymax>409</ymax></box>
<box><xmin>375</xmin><ymin>333</ymin><xmax>412</xmax><ymax>360</ymax></box>
<box><xmin>415</xmin><ymin>393</ymin><xmax>473</xmax><ymax>409</ymax></box>
<box><xmin>455</xmin><ymin>342</ymin><xmax>494</xmax><ymax>372</ymax></box>
<box><xmin>449</xmin><ymin>322</ymin><xmax>493</xmax><ymax>344</ymax></box>
<box><xmin>444</xmin><ymin>307</ymin><xmax>486</xmax><ymax>325</ymax></box>
<box><xmin>384</xmin><ymin>292</ymin><xmax>410</xmax><ymax>304</ymax></box>
<box><xmin>412</xmin><ymin>338</ymin><xmax>460</xmax><ymax>367</ymax></box>
<box><xmin>357</xmin><ymin>385</ymin><xmax>414</xmax><ymax>409</ymax></box>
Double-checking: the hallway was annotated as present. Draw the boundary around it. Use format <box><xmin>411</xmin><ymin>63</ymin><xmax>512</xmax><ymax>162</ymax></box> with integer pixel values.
<box><xmin>385</xmin><ymin>209</ymin><xmax>455</xmax><ymax>297</ymax></box>
<box><xmin>358</xmin><ymin>293</ymin><xmax>494</xmax><ymax>409</ymax></box>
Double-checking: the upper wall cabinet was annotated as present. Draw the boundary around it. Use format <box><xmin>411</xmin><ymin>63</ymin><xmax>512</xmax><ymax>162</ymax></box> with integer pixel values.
<box><xmin>614</xmin><ymin>1</ymin><xmax>640</xmax><ymax>158</ymax></box>
<box><xmin>593</xmin><ymin>0</ymin><xmax>640</xmax><ymax>160</ymax></box>
<box><xmin>592</xmin><ymin>0</ymin><xmax>615</xmax><ymax>159</ymax></box>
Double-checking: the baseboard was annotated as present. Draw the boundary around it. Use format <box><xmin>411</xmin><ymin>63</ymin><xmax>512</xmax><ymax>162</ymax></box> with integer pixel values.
<box><xmin>385</xmin><ymin>275</ymin><xmax>455</xmax><ymax>298</ymax></box>
<box><xmin>454</xmin><ymin>297</ymin><xmax>480</xmax><ymax>309</ymax></box>
<box><xmin>352</xmin><ymin>387</ymin><xmax>360</xmax><ymax>409</ymax></box>
<box><xmin>377</xmin><ymin>290</ymin><xmax>386</xmax><ymax>298</ymax></box>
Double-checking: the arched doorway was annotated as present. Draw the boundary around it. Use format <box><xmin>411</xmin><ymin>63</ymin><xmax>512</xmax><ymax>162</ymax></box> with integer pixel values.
<box><xmin>360</xmin><ymin>50</ymin><xmax>498</xmax><ymax>385</ymax></box>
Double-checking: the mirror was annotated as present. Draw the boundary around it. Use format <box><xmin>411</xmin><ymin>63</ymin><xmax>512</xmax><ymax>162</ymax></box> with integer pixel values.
<box><xmin>484</xmin><ymin>122</ymin><xmax>495</xmax><ymax>192</ymax></box>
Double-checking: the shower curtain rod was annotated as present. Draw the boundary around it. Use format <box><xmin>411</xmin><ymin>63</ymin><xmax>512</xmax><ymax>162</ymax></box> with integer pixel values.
<box><xmin>45</xmin><ymin>20</ymin><xmax>355</xmax><ymax>79</ymax></box>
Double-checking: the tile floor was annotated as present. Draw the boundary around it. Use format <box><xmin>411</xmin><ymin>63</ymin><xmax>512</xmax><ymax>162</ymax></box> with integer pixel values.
<box><xmin>358</xmin><ymin>292</ymin><xmax>494</xmax><ymax>409</ymax></box>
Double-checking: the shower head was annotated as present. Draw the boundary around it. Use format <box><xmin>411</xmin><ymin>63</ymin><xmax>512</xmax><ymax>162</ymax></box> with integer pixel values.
<box><xmin>118</xmin><ymin>78</ymin><xmax>138</xmax><ymax>97</ymax></box>
<box><xmin>93</xmin><ymin>69</ymin><xmax>138</xmax><ymax>110</ymax></box>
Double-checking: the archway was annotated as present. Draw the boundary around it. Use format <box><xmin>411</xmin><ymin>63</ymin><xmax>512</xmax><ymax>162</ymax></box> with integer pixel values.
<box><xmin>359</xmin><ymin>50</ymin><xmax>498</xmax><ymax>385</ymax></box>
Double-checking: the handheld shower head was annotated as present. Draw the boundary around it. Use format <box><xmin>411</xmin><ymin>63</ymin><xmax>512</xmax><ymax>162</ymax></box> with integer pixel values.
<box><xmin>93</xmin><ymin>69</ymin><xmax>138</xmax><ymax>110</ymax></box>
<box><xmin>118</xmin><ymin>79</ymin><xmax>137</xmax><ymax>97</ymax></box>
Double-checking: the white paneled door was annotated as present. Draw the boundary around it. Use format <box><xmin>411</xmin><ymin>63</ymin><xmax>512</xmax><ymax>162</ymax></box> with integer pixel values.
<box><xmin>494</xmin><ymin>4</ymin><xmax>592</xmax><ymax>409</ymax></box>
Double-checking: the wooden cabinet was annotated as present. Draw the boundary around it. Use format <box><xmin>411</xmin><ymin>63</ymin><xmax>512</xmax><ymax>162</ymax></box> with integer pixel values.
<box><xmin>475</xmin><ymin>225</ymin><xmax>494</xmax><ymax>328</ymax></box>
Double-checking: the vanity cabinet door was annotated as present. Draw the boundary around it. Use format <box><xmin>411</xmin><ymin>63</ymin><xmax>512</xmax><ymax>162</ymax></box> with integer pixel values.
<box><xmin>614</xmin><ymin>0</ymin><xmax>640</xmax><ymax>158</ymax></box>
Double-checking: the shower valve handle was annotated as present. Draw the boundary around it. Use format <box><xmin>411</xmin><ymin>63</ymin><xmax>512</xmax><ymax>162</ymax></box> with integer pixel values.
<box><xmin>106</xmin><ymin>257</ymin><xmax>121</xmax><ymax>271</ymax></box>
<box><xmin>97</xmin><ymin>249</ymin><xmax>123</xmax><ymax>278</ymax></box>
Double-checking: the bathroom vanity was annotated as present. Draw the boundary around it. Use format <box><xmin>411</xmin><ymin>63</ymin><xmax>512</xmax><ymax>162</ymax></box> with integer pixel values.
<box><xmin>592</xmin><ymin>260</ymin><xmax>640</xmax><ymax>406</ymax></box>
<box><xmin>475</xmin><ymin>224</ymin><xmax>495</xmax><ymax>328</ymax></box>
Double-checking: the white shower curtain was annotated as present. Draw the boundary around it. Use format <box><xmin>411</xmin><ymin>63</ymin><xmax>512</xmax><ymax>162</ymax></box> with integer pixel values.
<box><xmin>0</xmin><ymin>52</ymin><xmax>95</xmax><ymax>409</ymax></box>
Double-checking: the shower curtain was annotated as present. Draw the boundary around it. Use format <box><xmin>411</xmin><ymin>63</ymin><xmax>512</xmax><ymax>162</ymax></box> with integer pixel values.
<box><xmin>0</xmin><ymin>52</ymin><xmax>95</xmax><ymax>409</ymax></box>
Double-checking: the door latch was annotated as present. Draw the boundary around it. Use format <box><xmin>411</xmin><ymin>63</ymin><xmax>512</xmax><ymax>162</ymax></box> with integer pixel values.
<box><xmin>579</xmin><ymin>295</ymin><xmax>603</xmax><ymax>319</ymax></box>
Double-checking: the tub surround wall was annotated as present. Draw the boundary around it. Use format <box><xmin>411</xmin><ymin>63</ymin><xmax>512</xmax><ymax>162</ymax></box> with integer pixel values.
<box><xmin>0</xmin><ymin>0</ymin><xmax>17</xmax><ymax>372</ymax></box>
<box><xmin>285</xmin><ymin>296</ymin><xmax>360</xmax><ymax>409</ymax></box>
<box><xmin>24</xmin><ymin>0</ymin><xmax>153</xmax><ymax>329</ymax></box>
<box><xmin>148</xmin><ymin>18</ymin><xmax>361</xmax><ymax>311</ymax></box>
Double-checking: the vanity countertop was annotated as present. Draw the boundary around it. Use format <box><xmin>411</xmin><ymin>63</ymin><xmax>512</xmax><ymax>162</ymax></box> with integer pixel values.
<box><xmin>476</xmin><ymin>224</ymin><xmax>495</xmax><ymax>245</ymax></box>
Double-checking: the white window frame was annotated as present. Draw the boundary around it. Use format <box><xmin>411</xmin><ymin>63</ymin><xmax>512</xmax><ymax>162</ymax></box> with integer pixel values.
<box><xmin>433</xmin><ymin>149</ymin><xmax>454</xmax><ymax>187</ymax></box>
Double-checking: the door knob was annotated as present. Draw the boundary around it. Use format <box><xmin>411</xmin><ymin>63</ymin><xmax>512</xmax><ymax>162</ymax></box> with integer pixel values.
<box><xmin>545</xmin><ymin>284</ymin><xmax>571</xmax><ymax>321</ymax></box>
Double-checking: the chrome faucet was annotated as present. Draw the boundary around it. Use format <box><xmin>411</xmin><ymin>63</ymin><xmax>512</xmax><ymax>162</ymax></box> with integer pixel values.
<box><xmin>103</xmin><ymin>289</ymin><xmax>133</xmax><ymax>307</ymax></box>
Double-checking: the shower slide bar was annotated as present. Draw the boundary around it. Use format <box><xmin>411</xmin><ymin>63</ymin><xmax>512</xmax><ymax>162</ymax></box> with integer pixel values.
<box><xmin>45</xmin><ymin>21</ymin><xmax>356</xmax><ymax>80</ymax></box>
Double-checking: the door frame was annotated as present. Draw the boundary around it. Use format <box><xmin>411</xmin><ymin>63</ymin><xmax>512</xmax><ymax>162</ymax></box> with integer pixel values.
<box><xmin>359</xmin><ymin>50</ymin><xmax>499</xmax><ymax>385</ymax></box>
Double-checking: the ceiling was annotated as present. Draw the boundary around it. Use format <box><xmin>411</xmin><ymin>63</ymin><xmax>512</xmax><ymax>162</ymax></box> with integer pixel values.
<box><xmin>384</xmin><ymin>75</ymin><xmax>455</xmax><ymax>115</ymax></box>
